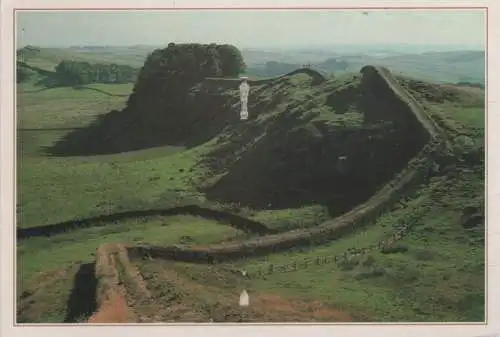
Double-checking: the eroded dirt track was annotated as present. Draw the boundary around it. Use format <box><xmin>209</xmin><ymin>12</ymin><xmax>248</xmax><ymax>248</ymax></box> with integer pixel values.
<box><xmin>89</xmin><ymin>247</ymin><xmax>353</xmax><ymax>323</ymax></box>
<box><xmin>88</xmin><ymin>244</ymin><xmax>135</xmax><ymax>323</ymax></box>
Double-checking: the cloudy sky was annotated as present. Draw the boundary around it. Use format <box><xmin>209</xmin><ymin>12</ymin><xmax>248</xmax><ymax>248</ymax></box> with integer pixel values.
<box><xmin>16</xmin><ymin>9</ymin><xmax>486</xmax><ymax>49</ymax></box>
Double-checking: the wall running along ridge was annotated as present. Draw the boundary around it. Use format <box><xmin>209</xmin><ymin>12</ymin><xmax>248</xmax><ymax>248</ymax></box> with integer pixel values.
<box><xmin>90</xmin><ymin>65</ymin><xmax>452</xmax><ymax>322</ymax></box>
<box><xmin>202</xmin><ymin>67</ymin><xmax>327</xmax><ymax>89</ymax></box>
<box><xmin>124</xmin><ymin>65</ymin><xmax>449</xmax><ymax>263</ymax></box>
<box><xmin>88</xmin><ymin>244</ymin><xmax>134</xmax><ymax>323</ymax></box>
<box><xmin>17</xmin><ymin>205</ymin><xmax>276</xmax><ymax>239</ymax></box>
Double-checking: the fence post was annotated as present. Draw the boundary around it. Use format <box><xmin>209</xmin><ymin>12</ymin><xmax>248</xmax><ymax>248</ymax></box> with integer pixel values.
<box><xmin>207</xmin><ymin>254</ymin><xmax>214</xmax><ymax>264</ymax></box>
<box><xmin>343</xmin><ymin>251</ymin><xmax>349</xmax><ymax>260</ymax></box>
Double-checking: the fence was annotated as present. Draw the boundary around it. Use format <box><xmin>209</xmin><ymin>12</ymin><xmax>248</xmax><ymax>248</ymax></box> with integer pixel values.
<box><xmin>244</xmin><ymin>222</ymin><xmax>413</xmax><ymax>279</ymax></box>
<box><xmin>243</xmin><ymin>190</ymin><xmax>440</xmax><ymax>280</ymax></box>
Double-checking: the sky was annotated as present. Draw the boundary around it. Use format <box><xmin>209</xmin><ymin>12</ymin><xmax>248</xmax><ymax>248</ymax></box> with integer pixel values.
<box><xmin>16</xmin><ymin>9</ymin><xmax>486</xmax><ymax>50</ymax></box>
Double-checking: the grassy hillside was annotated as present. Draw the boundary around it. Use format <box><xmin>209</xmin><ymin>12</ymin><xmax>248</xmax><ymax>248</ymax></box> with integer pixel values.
<box><xmin>16</xmin><ymin>60</ymin><xmax>484</xmax><ymax>323</ymax></box>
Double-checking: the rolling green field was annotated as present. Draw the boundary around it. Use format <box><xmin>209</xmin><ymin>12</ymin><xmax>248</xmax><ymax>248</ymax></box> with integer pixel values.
<box><xmin>17</xmin><ymin>46</ymin><xmax>148</xmax><ymax>71</ymax></box>
<box><xmin>16</xmin><ymin>48</ymin><xmax>485</xmax><ymax>323</ymax></box>
<box><xmin>17</xmin><ymin>83</ymin><xmax>210</xmax><ymax>322</ymax></box>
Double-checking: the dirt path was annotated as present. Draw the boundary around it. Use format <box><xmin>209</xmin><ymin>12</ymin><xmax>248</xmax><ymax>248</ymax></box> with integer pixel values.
<box><xmin>88</xmin><ymin>243</ymin><xmax>136</xmax><ymax>323</ymax></box>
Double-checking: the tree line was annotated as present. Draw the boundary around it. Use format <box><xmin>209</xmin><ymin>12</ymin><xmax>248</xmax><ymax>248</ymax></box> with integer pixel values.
<box><xmin>128</xmin><ymin>43</ymin><xmax>246</xmax><ymax>107</ymax></box>
<box><xmin>54</xmin><ymin>60</ymin><xmax>139</xmax><ymax>86</ymax></box>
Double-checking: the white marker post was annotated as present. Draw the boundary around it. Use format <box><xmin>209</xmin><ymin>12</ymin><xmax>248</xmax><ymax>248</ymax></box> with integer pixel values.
<box><xmin>239</xmin><ymin>77</ymin><xmax>250</xmax><ymax>120</ymax></box>
<box><xmin>239</xmin><ymin>289</ymin><xmax>249</xmax><ymax>307</ymax></box>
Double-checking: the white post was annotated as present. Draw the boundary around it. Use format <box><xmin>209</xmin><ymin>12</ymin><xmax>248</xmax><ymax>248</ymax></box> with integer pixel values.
<box><xmin>239</xmin><ymin>78</ymin><xmax>250</xmax><ymax>120</ymax></box>
<box><xmin>239</xmin><ymin>289</ymin><xmax>250</xmax><ymax>306</ymax></box>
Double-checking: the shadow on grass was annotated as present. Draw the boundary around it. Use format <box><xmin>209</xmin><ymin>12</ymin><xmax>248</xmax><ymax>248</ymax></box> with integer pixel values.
<box><xmin>64</xmin><ymin>263</ymin><xmax>97</xmax><ymax>323</ymax></box>
<box><xmin>45</xmin><ymin>88</ymin><xmax>239</xmax><ymax>156</ymax></box>
<box><xmin>203</xmin><ymin>113</ymin><xmax>424</xmax><ymax>217</ymax></box>
<box><xmin>17</xmin><ymin>205</ymin><xmax>277</xmax><ymax>240</ymax></box>
<box><xmin>43</xmin><ymin>69</ymin><xmax>323</xmax><ymax>157</ymax></box>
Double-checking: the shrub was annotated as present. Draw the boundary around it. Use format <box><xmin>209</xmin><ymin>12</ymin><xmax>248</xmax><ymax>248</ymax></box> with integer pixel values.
<box><xmin>380</xmin><ymin>244</ymin><xmax>409</xmax><ymax>254</ymax></box>
<box><xmin>361</xmin><ymin>255</ymin><xmax>376</xmax><ymax>267</ymax></box>
<box><xmin>413</xmin><ymin>248</ymin><xmax>436</xmax><ymax>261</ymax></box>
<box><xmin>353</xmin><ymin>266</ymin><xmax>386</xmax><ymax>280</ymax></box>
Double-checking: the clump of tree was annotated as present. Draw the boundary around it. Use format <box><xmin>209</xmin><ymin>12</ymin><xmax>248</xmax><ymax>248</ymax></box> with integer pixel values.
<box><xmin>16</xmin><ymin>45</ymin><xmax>41</xmax><ymax>63</ymax></box>
<box><xmin>127</xmin><ymin>43</ymin><xmax>246</xmax><ymax>108</ymax></box>
<box><xmin>54</xmin><ymin>60</ymin><xmax>139</xmax><ymax>86</ymax></box>
<box><xmin>17</xmin><ymin>65</ymin><xmax>36</xmax><ymax>83</ymax></box>
<box><xmin>216</xmin><ymin>44</ymin><xmax>246</xmax><ymax>77</ymax></box>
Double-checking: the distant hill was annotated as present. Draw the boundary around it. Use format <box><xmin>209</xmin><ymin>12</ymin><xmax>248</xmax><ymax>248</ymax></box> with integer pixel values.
<box><xmin>245</xmin><ymin>50</ymin><xmax>484</xmax><ymax>85</ymax></box>
<box><xmin>17</xmin><ymin>46</ymin><xmax>485</xmax><ymax>87</ymax></box>
<box><xmin>352</xmin><ymin>50</ymin><xmax>485</xmax><ymax>84</ymax></box>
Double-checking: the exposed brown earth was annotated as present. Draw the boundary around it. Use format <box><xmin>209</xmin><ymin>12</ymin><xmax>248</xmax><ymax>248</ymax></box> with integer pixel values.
<box><xmin>88</xmin><ymin>252</ymin><xmax>353</xmax><ymax>323</ymax></box>
<box><xmin>88</xmin><ymin>291</ymin><xmax>129</xmax><ymax>323</ymax></box>
<box><xmin>88</xmin><ymin>243</ymin><xmax>135</xmax><ymax>323</ymax></box>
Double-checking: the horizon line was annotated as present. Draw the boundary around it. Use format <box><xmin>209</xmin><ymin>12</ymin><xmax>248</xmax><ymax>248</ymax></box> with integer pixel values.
<box><xmin>17</xmin><ymin>42</ymin><xmax>485</xmax><ymax>49</ymax></box>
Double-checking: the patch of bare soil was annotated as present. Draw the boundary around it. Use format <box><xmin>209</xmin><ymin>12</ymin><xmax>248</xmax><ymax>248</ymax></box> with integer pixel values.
<box><xmin>88</xmin><ymin>243</ymin><xmax>136</xmax><ymax>323</ymax></box>
<box><xmin>133</xmin><ymin>260</ymin><xmax>352</xmax><ymax>323</ymax></box>
<box><xmin>88</xmin><ymin>289</ymin><xmax>129</xmax><ymax>323</ymax></box>
<box><xmin>87</xmin><ymin>245</ymin><xmax>352</xmax><ymax>323</ymax></box>
<box><xmin>248</xmin><ymin>293</ymin><xmax>353</xmax><ymax>322</ymax></box>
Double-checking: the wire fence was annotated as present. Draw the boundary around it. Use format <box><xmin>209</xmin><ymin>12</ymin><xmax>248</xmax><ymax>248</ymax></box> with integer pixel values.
<box><xmin>245</xmin><ymin>222</ymin><xmax>413</xmax><ymax>279</ymax></box>
<box><xmin>243</xmin><ymin>194</ymin><xmax>439</xmax><ymax>279</ymax></box>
